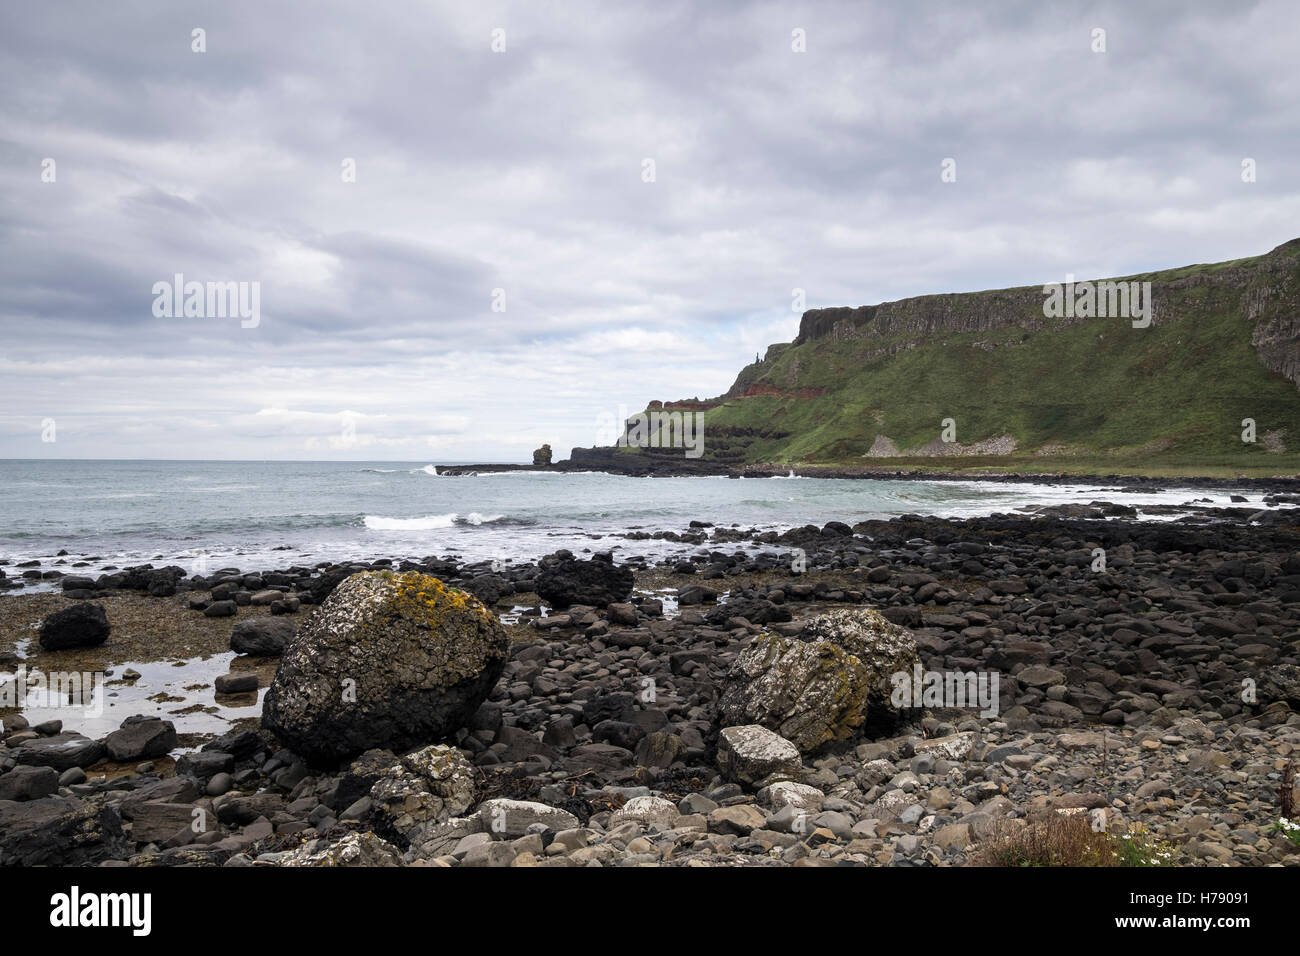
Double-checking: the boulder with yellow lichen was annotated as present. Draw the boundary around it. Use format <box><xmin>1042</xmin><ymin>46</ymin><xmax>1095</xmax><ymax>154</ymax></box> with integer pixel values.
<box><xmin>716</xmin><ymin>608</ymin><xmax>920</xmax><ymax>753</ymax></box>
<box><xmin>718</xmin><ymin>634</ymin><xmax>871</xmax><ymax>753</ymax></box>
<box><xmin>262</xmin><ymin>571</ymin><xmax>510</xmax><ymax>766</ymax></box>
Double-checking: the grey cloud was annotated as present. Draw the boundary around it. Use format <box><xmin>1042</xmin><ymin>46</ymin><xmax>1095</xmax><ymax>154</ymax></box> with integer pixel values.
<box><xmin>0</xmin><ymin>0</ymin><xmax>1296</xmax><ymax>459</ymax></box>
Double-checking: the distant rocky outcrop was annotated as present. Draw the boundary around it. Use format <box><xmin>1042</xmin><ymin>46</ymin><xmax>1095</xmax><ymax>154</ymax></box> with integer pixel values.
<box><xmin>532</xmin><ymin>444</ymin><xmax>553</xmax><ymax>466</ymax></box>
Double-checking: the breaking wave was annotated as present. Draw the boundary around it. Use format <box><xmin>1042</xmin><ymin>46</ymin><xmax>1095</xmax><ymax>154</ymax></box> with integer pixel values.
<box><xmin>362</xmin><ymin>512</ymin><xmax>509</xmax><ymax>531</ymax></box>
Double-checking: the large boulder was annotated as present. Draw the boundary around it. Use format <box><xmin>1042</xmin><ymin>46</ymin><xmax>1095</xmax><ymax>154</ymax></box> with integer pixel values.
<box><xmin>261</xmin><ymin>571</ymin><xmax>510</xmax><ymax>766</ymax></box>
<box><xmin>230</xmin><ymin>616</ymin><xmax>297</xmax><ymax>656</ymax></box>
<box><xmin>718</xmin><ymin>634</ymin><xmax>871</xmax><ymax>752</ymax></box>
<box><xmin>800</xmin><ymin>607</ymin><xmax>920</xmax><ymax>734</ymax></box>
<box><xmin>38</xmin><ymin>603</ymin><xmax>110</xmax><ymax>651</ymax></box>
<box><xmin>534</xmin><ymin>554</ymin><xmax>633</xmax><ymax>609</ymax></box>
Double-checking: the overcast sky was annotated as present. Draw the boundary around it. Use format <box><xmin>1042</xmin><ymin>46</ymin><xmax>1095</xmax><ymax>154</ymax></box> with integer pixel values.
<box><xmin>2</xmin><ymin>0</ymin><xmax>1297</xmax><ymax>461</ymax></box>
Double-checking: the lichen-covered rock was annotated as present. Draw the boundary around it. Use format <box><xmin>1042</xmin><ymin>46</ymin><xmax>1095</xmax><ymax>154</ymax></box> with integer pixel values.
<box><xmin>913</xmin><ymin>731</ymin><xmax>977</xmax><ymax>761</ymax></box>
<box><xmin>801</xmin><ymin>607</ymin><xmax>920</xmax><ymax>735</ymax></box>
<box><xmin>717</xmin><ymin>634</ymin><xmax>871</xmax><ymax>752</ymax></box>
<box><xmin>801</xmin><ymin>607</ymin><xmax>918</xmax><ymax>679</ymax></box>
<box><xmin>609</xmin><ymin>795</ymin><xmax>680</xmax><ymax>827</ymax></box>
<box><xmin>261</xmin><ymin>571</ymin><xmax>510</xmax><ymax>766</ymax></box>
<box><xmin>369</xmin><ymin>744</ymin><xmax>477</xmax><ymax>847</ymax></box>
<box><xmin>277</xmin><ymin>831</ymin><xmax>404</xmax><ymax>867</ymax></box>
<box><xmin>757</xmin><ymin>780</ymin><xmax>825</xmax><ymax>812</ymax></box>
<box><xmin>336</xmin><ymin>748</ymin><xmax>399</xmax><ymax>811</ymax></box>
<box><xmin>716</xmin><ymin>724</ymin><xmax>802</xmax><ymax>786</ymax></box>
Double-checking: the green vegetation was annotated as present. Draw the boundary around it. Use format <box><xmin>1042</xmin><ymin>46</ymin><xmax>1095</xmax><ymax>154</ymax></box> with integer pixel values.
<box><xmin>640</xmin><ymin>240</ymin><xmax>1300</xmax><ymax>475</ymax></box>
<box><xmin>1268</xmin><ymin>819</ymin><xmax>1300</xmax><ymax>847</ymax></box>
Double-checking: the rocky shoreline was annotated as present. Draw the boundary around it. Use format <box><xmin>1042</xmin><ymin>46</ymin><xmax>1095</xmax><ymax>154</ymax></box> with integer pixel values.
<box><xmin>439</xmin><ymin>457</ymin><xmax>1300</xmax><ymax>490</ymax></box>
<box><xmin>2</xmin><ymin>504</ymin><xmax>1299</xmax><ymax>868</ymax></box>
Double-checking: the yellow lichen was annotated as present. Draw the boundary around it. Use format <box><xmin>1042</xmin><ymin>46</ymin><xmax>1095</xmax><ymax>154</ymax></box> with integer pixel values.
<box><xmin>386</xmin><ymin>571</ymin><xmax>493</xmax><ymax>628</ymax></box>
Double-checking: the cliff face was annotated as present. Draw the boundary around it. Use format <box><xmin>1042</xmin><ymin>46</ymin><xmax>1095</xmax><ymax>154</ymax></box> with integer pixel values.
<box><xmin>653</xmin><ymin>239</ymin><xmax>1300</xmax><ymax>468</ymax></box>
<box><xmin>788</xmin><ymin>239</ymin><xmax>1300</xmax><ymax>389</ymax></box>
<box><xmin>1244</xmin><ymin>238</ymin><xmax>1300</xmax><ymax>385</ymax></box>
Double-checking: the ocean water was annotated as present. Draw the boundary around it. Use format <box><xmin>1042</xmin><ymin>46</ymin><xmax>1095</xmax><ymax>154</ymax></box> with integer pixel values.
<box><xmin>0</xmin><ymin>460</ymin><xmax>1280</xmax><ymax>578</ymax></box>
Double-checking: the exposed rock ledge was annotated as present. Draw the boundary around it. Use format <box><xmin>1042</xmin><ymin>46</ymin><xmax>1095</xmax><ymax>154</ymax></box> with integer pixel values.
<box><xmin>864</xmin><ymin>434</ymin><xmax>1018</xmax><ymax>458</ymax></box>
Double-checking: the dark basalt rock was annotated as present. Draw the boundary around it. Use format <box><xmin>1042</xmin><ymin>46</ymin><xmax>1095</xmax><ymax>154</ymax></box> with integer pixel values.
<box><xmin>38</xmin><ymin>602</ymin><xmax>110</xmax><ymax>650</ymax></box>
<box><xmin>535</xmin><ymin>554</ymin><xmax>633</xmax><ymax>609</ymax></box>
<box><xmin>0</xmin><ymin>798</ymin><xmax>129</xmax><ymax>866</ymax></box>
<box><xmin>104</xmin><ymin>716</ymin><xmax>178</xmax><ymax>762</ymax></box>
<box><xmin>12</xmin><ymin>732</ymin><xmax>105</xmax><ymax>771</ymax></box>
<box><xmin>305</xmin><ymin>565</ymin><xmax>355</xmax><ymax>605</ymax></box>
<box><xmin>0</xmin><ymin>765</ymin><xmax>59</xmax><ymax>802</ymax></box>
<box><xmin>230</xmin><ymin>616</ymin><xmax>297</xmax><ymax>655</ymax></box>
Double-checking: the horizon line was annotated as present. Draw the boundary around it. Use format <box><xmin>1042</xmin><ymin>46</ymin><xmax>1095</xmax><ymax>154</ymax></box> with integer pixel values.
<box><xmin>0</xmin><ymin>457</ymin><xmax>534</xmax><ymax>465</ymax></box>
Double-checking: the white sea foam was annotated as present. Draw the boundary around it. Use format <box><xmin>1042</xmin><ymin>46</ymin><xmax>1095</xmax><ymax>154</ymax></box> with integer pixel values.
<box><xmin>364</xmin><ymin>513</ymin><xmax>457</xmax><ymax>530</ymax></box>
<box><xmin>362</xmin><ymin>512</ymin><xmax>506</xmax><ymax>531</ymax></box>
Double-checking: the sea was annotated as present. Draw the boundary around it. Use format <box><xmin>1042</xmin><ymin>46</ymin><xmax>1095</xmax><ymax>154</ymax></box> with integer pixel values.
<box><xmin>0</xmin><ymin>460</ymin><xmax>1282</xmax><ymax>583</ymax></box>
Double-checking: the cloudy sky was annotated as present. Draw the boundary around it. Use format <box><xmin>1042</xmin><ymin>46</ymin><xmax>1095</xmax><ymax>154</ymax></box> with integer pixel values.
<box><xmin>2</xmin><ymin>0</ymin><xmax>1297</xmax><ymax>461</ymax></box>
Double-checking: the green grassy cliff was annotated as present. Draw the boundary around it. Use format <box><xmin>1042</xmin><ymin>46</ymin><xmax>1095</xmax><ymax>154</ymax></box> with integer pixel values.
<box><xmin>638</xmin><ymin>239</ymin><xmax>1300</xmax><ymax>477</ymax></box>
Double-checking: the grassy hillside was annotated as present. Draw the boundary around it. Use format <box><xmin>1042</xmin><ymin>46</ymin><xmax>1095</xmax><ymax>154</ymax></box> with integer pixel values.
<box><xmin>634</xmin><ymin>240</ymin><xmax>1300</xmax><ymax>475</ymax></box>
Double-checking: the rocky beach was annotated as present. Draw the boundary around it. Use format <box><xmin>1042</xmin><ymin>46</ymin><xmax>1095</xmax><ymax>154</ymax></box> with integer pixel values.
<box><xmin>6</xmin><ymin>2</ymin><xmax>1299</xmax><ymax>941</ymax></box>
<box><xmin>3</xmin><ymin>491</ymin><xmax>1299</xmax><ymax>868</ymax></box>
